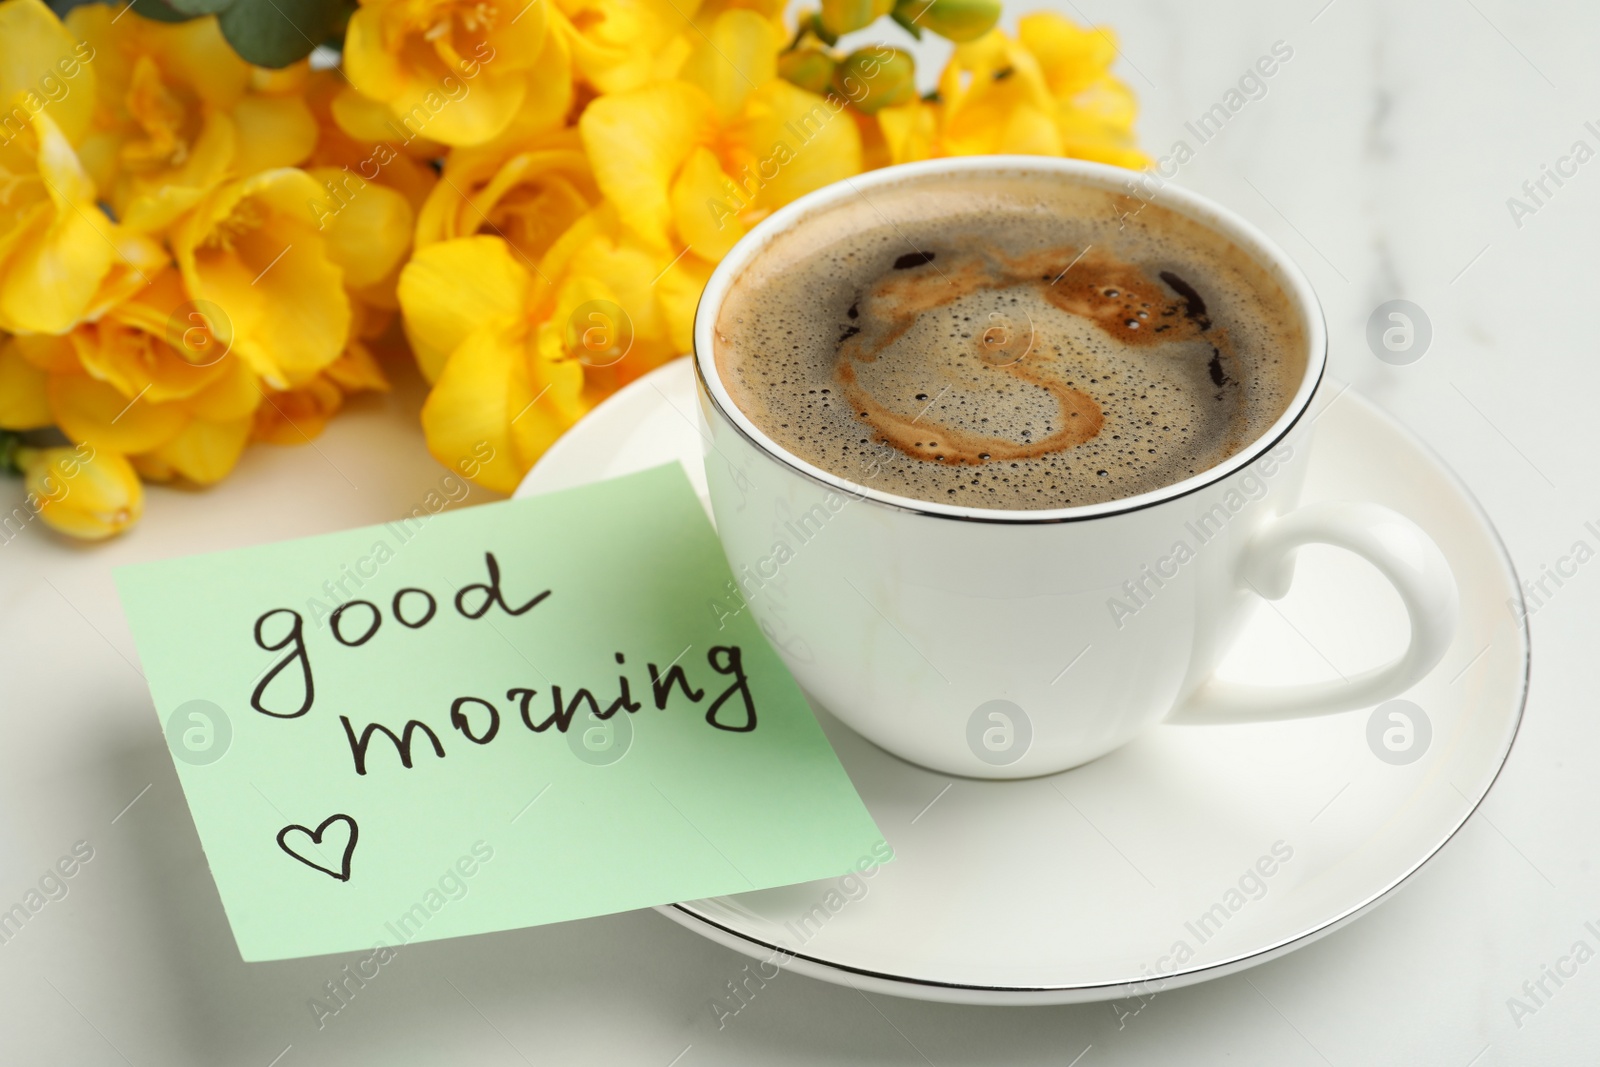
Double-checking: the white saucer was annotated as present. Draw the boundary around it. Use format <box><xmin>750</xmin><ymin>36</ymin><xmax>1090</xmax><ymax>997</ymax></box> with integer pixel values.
<box><xmin>515</xmin><ymin>358</ymin><xmax>1528</xmax><ymax>1006</ymax></box>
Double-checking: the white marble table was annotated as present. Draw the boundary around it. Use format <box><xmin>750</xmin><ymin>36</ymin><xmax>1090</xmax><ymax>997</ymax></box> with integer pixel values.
<box><xmin>2</xmin><ymin>0</ymin><xmax>1596</xmax><ymax>1061</ymax></box>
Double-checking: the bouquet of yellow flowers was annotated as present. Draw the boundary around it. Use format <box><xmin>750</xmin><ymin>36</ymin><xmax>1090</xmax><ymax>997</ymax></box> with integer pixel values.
<box><xmin>0</xmin><ymin>0</ymin><xmax>1144</xmax><ymax>539</ymax></box>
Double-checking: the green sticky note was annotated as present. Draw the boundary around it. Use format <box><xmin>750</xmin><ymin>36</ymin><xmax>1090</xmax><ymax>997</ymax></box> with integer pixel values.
<box><xmin>116</xmin><ymin>464</ymin><xmax>887</xmax><ymax>962</ymax></box>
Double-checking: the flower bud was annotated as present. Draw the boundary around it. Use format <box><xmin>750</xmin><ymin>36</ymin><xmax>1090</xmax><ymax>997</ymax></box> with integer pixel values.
<box><xmin>819</xmin><ymin>0</ymin><xmax>895</xmax><ymax>38</ymax></box>
<box><xmin>18</xmin><ymin>445</ymin><xmax>144</xmax><ymax>541</ymax></box>
<box><xmin>833</xmin><ymin>47</ymin><xmax>916</xmax><ymax>115</ymax></box>
<box><xmin>778</xmin><ymin>46</ymin><xmax>839</xmax><ymax>96</ymax></box>
<box><xmin>805</xmin><ymin>9</ymin><xmax>838</xmax><ymax>46</ymax></box>
<box><xmin>893</xmin><ymin>0</ymin><xmax>1000</xmax><ymax>42</ymax></box>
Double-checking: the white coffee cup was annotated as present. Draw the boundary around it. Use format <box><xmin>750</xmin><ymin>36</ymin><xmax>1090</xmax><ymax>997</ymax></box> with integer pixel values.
<box><xmin>692</xmin><ymin>156</ymin><xmax>1458</xmax><ymax>779</ymax></box>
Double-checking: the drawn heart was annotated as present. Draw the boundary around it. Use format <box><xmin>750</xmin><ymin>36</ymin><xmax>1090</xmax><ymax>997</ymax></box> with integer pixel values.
<box><xmin>276</xmin><ymin>814</ymin><xmax>358</xmax><ymax>882</ymax></box>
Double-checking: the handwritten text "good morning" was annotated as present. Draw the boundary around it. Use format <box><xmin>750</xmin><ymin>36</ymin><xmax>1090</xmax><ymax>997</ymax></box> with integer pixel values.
<box><xmin>246</xmin><ymin>552</ymin><xmax>760</xmax><ymax>776</ymax></box>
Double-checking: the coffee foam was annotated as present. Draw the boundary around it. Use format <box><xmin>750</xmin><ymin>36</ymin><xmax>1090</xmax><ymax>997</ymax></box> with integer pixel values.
<box><xmin>712</xmin><ymin>174</ymin><xmax>1307</xmax><ymax>509</ymax></box>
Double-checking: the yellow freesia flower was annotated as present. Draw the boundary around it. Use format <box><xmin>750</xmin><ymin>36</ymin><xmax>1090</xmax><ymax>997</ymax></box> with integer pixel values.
<box><xmin>872</xmin><ymin>98</ymin><xmax>939</xmax><ymax>165</ymax></box>
<box><xmin>0</xmin><ymin>0</ymin><xmax>97</xmax><ymax>145</ymax></box>
<box><xmin>172</xmin><ymin>168</ymin><xmax>353</xmax><ymax>389</ymax></box>
<box><xmin>696</xmin><ymin>0</ymin><xmax>786</xmax><ymax>26</ymax></box>
<box><xmin>0</xmin><ymin>0</ymin><xmax>1152</xmax><ymax>540</ymax></box>
<box><xmin>303</xmin><ymin>68</ymin><xmax>439</xmax><ymax>325</ymax></box>
<box><xmin>17</xmin><ymin>443</ymin><xmax>143</xmax><ymax>540</ymax></box>
<box><xmin>252</xmin><ymin>375</ymin><xmax>345</xmax><ymax>446</ymax></box>
<box><xmin>0</xmin><ymin>108</ymin><xmax>164</xmax><ymax>335</ymax></box>
<box><xmin>67</xmin><ymin>268</ymin><xmax>236</xmax><ymax>405</ymax></box>
<box><xmin>307</xmin><ymin>163</ymin><xmax>416</xmax><ymax>293</ymax></box>
<box><xmin>399</xmin><ymin>204</ymin><xmax>693</xmax><ymax>492</ymax></box>
<box><xmin>552</xmin><ymin>0</ymin><xmax>697</xmax><ymax>94</ymax></box>
<box><xmin>344</xmin><ymin>0</ymin><xmax>567</xmax><ymax>147</ymax></box>
<box><xmin>541</xmin><ymin>202</ymin><xmax>706</xmax><ymax>389</ymax></box>
<box><xmin>0</xmin><ymin>270</ymin><xmax>260</xmax><ymax>485</ymax></box>
<box><xmin>580</xmin><ymin>9</ymin><xmax>861</xmax><ymax>262</ymax></box>
<box><xmin>935</xmin><ymin>14</ymin><xmax>1146</xmax><ymax>168</ymax></box>
<box><xmin>304</xmin><ymin>69</ymin><xmax>440</xmax><ymax>221</ymax></box>
<box><xmin>414</xmin><ymin>125</ymin><xmax>599</xmax><ymax>297</ymax></box>
<box><xmin>331</xmin><ymin>305</ymin><xmax>398</xmax><ymax>391</ymax></box>
<box><xmin>0</xmin><ymin>332</ymin><xmax>53</xmax><ymax>430</ymax></box>
<box><xmin>65</xmin><ymin>5</ymin><xmax>317</xmax><ymax>232</ymax></box>
<box><xmin>556</xmin><ymin>0</ymin><xmax>787</xmax><ymax>97</ymax></box>
<box><xmin>252</xmin><ymin>286</ymin><xmax>395</xmax><ymax>446</ymax></box>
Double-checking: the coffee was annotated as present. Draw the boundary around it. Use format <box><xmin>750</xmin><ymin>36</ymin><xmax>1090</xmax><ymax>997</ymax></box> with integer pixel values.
<box><xmin>711</xmin><ymin>172</ymin><xmax>1307</xmax><ymax>509</ymax></box>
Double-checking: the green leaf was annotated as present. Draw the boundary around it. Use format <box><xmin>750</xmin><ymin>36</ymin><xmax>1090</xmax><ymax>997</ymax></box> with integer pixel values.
<box><xmin>130</xmin><ymin>0</ymin><xmax>201</xmax><ymax>23</ymax></box>
<box><xmin>216</xmin><ymin>0</ymin><xmax>344</xmax><ymax>68</ymax></box>
<box><xmin>0</xmin><ymin>431</ymin><xmax>21</xmax><ymax>475</ymax></box>
<box><xmin>166</xmin><ymin>0</ymin><xmax>240</xmax><ymax>17</ymax></box>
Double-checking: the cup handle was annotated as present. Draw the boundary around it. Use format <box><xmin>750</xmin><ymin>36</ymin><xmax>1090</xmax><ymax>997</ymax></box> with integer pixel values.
<box><xmin>1168</xmin><ymin>501</ymin><xmax>1459</xmax><ymax>725</ymax></box>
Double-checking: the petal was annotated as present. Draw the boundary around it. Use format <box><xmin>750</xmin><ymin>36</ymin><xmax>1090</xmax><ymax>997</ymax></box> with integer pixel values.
<box><xmin>0</xmin><ymin>337</ymin><xmax>51</xmax><ymax>429</ymax></box>
<box><xmin>186</xmin><ymin>356</ymin><xmax>263</xmax><ymax>421</ymax></box>
<box><xmin>940</xmin><ymin>59</ymin><xmax>1056</xmax><ymax>155</ymax></box>
<box><xmin>1066</xmin><ymin>77</ymin><xmax>1139</xmax><ymax>129</ymax></box>
<box><xmin>420</xmin><ymin>323</ymin><xmax>540</xmax><ymax>493</ymax></box>
<box><xmin>726</xmin><ymin>80</ymin><xmax>862</xmax><ymax>211</ymax></box>
<box><xmin>91</xmin><ymin>261</ymin><xmax>181</xmax><ymax>339</ymax></box>
<box><xmin>71</xmin><ymin>320</ymin><xmax>227</xmax><ymax>406</ymax></box>
<box><xmin>143</xmin><ymin>414</ymin><xmax>252</xmax><ymax>484</ymax></box>
<box><xmin>541</xmin><ymin>219</ymin><xmax>685</xmax><ymax>393</ymax></box>
<box><xmin>513</xmin><ymin>30</ymin><xmax>575</xmax><ymax>136</ymax></box>
<box><xmin>0</xmin><ymin>208</ymin><xmax>112</xmax><ymax>336</ymax></box>
<box><xmin>352</xmin><ymin>298</ymin><xmax>393</xmax><ymax>339</ymax></box>
<box><xmin>76</xmin><ymin>229</ymin><xmax>169</xmax><ymax>324</ymax></box>
<box><xmin>116</xmin><ymin>110</ymin><xmax>237</xmax><ymax>234</ymax></box>
<box><xmin>234</xmin><ymin>230</ymin><xmax>351</xmax><ymax>385</ymax></box>
<box><xmin>678</xmin><ymin>9</ymin><xmax>777</xmax><ymax>121</ymax></box>
<box><xmin>48</xmin><ymin>372</ymin><xmax>187</xmax><ymax>453</ymax></box>
<box><xmin>397</xmin><ymin>236</ymin><xmax>532</xmax><ymax>382</ymax></box>
<box><xmin>939</xmin><ymin>32</ymin><xmax>1056</xmax><ymax>155</ymax></box>
<box><xmin>1018</xmin><ymin>13</ymin><xmax>1117</xmax><ymax>97</ymax></box>
<box><xmin>877</xmin><ymin>98</ymin><xmax>940</xmax><ymax>164</ymax></box>
<box><xmin>128</xmin><ymin>451</ymin><xmax>177</xmax><ymax>483</ymax></box>
<box><xmin>391</xmin><ymin>66</ymin><xmax>527</xmax><ymax>147</ymax></box>
<box><xmin>343</xmin><ymin>7</ymin><xmax>407</xmax><ymax>100</ymax></box>
<box><xmin>653</xmin><ymin>248</ymin><xmax>713</xmax><ymax>354</ymax></box>
<box><xmin>230</xmin><ymin>95</ymin><xmax>318</xmax><ymax>174</ymax></box>
<box><xmin>329</xmin><ymin>83</ymin><xmax>403</xmax><ymax>142</ymax></box>
<box><xmin>516</xmin><ymin>327</ymin><xmax>589</xmax><ymax>469</ymax></box>
<box><xmin>323</xmin><ymin>341</ymin><xmax>390</xmax><ymax>393</ymax></box>
<box><xmin>0</xmin><ymin>0</ymin><xmax>96</xmax><ymax>143</ymax></box>
<box><xmin>555</xmin><ymin>219</ymin><xmax>670</xmax><ymax>343</ymax></box>
<box><xmin>1053</xmin><ymin>88</ymin><xmax>1147</xmax><ymax>168</ymax></box>
<box><xmin>73</xmin><ymin>269</ymin><xmax>229</xmax><ymax>405</ymax></box>
<box><xmin>416</xmin><ymin>128</ymin><xmax>596</xmax><ymax>261</ymax></box>
<box><xmin>535</xmin><ymin>201</ymin><xmax>608</xmax><ymax>280</ymax></box>
<box><xmin>175</xmin><ymin>170</ymin><xmax>352</xmax><ymax>387</ymax></box>
<box><xmin>0</xmin><ymin>110</ymin><xmax>112</xmax><ymax>334</ymax></box>
<box><xmin>670</xmin><ymin>145</ymin><xmax>744</xmax><ymax>259</ymax></box>
<box><xmin>579</xmin><ymin>81</ymin><xmax>713</xmax><ymax>249</ymax></box>
<box><xmin>486</xmin><ymin>0</ymin><xmax>549</xmax><ymax>68</ymax></box>
<box><xmin>1057</xmin><ymin>138</ymin><xmax>1147</xmax><ymax>169</ymax></box>
<box><xmin>1000</xmin><ymin>105</ymin><xmax>1064</xmax><ymax>155</ymax></box>
<box><xmin>252</xmin><ymin>377</ymin><xmax>342</xmax><ymax>445</ymax></box>
<box><xmin>143</xmin><ymin>15</ymin><xmax>251</xmax><ymax>108</ymax></box>
<box><xmin>553</xmin><ymin>0</ymin><xmax>698</xmax><ymax>93</ymax></box>
<box><xmin>309</xmin><ymin>167</ymin><xmax>414</xmax><ymax>288</ymax></box>
<box><xmin>7</xmin><ymin>332</ymin><xmax>76</xmax><ymax>372</ymax></box>
<box><xmin>250</xmin><ymin>60</ymin><xmax>310</xmax><ymax>95</ymax></box>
